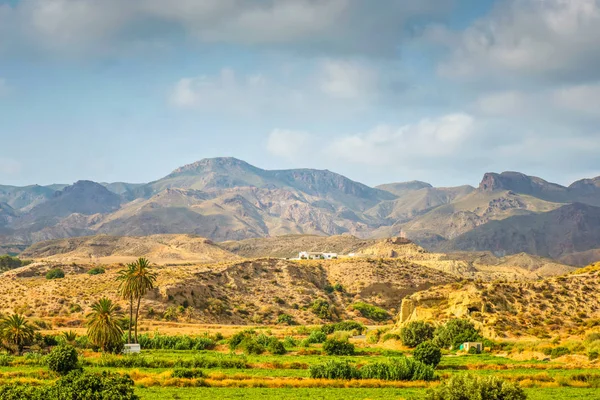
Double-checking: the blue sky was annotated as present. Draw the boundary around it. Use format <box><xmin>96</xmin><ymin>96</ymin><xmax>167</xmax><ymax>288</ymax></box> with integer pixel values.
<box><xmin>1</xmin><ymin>0</ymin><xmax>600</xmax><ymax>188</ymax></box>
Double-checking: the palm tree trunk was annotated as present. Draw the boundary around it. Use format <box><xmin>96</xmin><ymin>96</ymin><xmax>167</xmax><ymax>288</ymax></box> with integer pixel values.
<box><xmin>134</xmin><ymin>295</ymin><xmax>142</xmax><ymax>344</ymax></box>
<box><xmin>128</xmin><ymin>294</ymin><xmax>133</xmax><ymax>344</ymax></box>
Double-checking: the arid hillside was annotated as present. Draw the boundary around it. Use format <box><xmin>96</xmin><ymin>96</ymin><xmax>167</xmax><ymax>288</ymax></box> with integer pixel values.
<box><xmin>20</xmin><ymin>234</ymin><xmax>241</xmax><ymax>264</ymax></box>
<box><xmin>397</xmin><ymin>263</ymin><xmax>599</xmax><ymax>338</ymax></box>
<box><xmin>0</xmin><ymin>257</ymin><xmax>458</xmax><ymax>325</ymax></box>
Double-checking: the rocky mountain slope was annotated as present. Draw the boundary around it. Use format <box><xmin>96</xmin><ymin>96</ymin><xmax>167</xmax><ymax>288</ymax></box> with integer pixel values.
<box><xmin>1</xmin><ymin>158</ymin><xmax>599</xmax><ymax>265</ymax></box>
<box><xmin>397</xmin><ymin>263</ymin><xmax>600</xmax><ymax>338</ymax></box>
<box><xmin>0</xmin><ymin>257</ymin><xmax>458</xmax><ymax>325</ymax></box>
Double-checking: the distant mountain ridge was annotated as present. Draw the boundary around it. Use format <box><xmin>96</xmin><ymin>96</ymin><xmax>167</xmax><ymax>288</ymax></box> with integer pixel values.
<box><xmin>1</xmin><ymin>157</ymin><xmax>600</xmax><ymax>265</ymax></box>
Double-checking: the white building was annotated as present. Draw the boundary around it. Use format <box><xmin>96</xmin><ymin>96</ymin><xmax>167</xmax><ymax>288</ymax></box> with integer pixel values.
<box><xmin>298</xmin><ymin>251</ymin><xmax>338</xmax><ymax>260</ymax></box>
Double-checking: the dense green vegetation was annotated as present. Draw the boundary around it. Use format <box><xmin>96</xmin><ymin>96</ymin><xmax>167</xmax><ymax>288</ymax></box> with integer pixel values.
<box><xmin>0</xmin><ymin>255</ymin><xmax>31</xmax><ymax>272</ymax></box>
<box><xmin>45</xmin><ymin>268</ymin><xmax>65</xmax><ymax>280</ymax></box>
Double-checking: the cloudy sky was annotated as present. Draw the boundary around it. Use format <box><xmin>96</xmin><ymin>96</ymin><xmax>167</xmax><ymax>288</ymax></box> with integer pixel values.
<box><xmin>1</xmin><ymin>0</ymin><xmax>599</xmax><ymax>188</ymax></box>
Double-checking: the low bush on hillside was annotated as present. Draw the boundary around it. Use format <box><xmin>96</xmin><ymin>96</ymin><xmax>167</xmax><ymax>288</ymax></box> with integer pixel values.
<box><xmin>45</xmin><ymin>268</ymin><xmax>65</xmax><ymax>280</ymax></box>
<box><xmin>311</xmin><ymin>298</ymin><xmax>334</xmax><ymax>320</ymax></box>
<box><xmin>0</xmin><ymin>255</ymin><xmax>31</xmax><ymax>272</ymax></box>
<box><xmin>306</xmin><ymin>330</ymin><xmax>327</xmax><ymax>344</ymax></box>
<box><xmin>423</xmin><ymin>374</ymin><xmax>526</xmax><ymax>400</ymax></box>
<box><xmin>323</xmin><ymin>338</ymin><xmax>355</xmax><ymax>356</ymax></box>
<box><xmin>413</xmin><ymin>341</ymin><xmax>442</xmax><ymax>368</ymax></box>
<box><xmin>351</xmin><ymin>302</ymin><xmax>391</xmax><ymax>322</ymax></box>
<box><xmin>276</xmin><ymin>314</ymin><xmax>295</xmax><ymax>325</ymax></box>
<box><xmin>400</xmin><ymin>321</ymin><xmax>435</xmax><ymax>348</ymax></box>
<box><xmin>321</xmin><ymin>321</ymin><xmax>366</xmax><ymax>335</ymax></box>
<box><xmin>87</xmin><ymin>267</ymin><xmax>105</xmax><ymax>275</ymax></box>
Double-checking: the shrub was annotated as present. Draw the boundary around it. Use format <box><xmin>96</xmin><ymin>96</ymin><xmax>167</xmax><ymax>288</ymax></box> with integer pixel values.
<box><xmin>239</xmin><ymin>337</ymin><xmax>265</xmax><ymax>355</ymax></box>
<box><xmin>413</xmin><ymin>341</ymin><xmax>442</xmax><ymax>368</ymax></box>
<box><xmin>311</xmin><ymin>299</ymin><xmax>333</xmax><ymax>320</ymax></box>
<box><xmin>228</xmin><ymin>330</ymin><xmax>255</xmax><ymax>350</ymax></box>
<box><xmin>322</xmin><ymin>321</ymin><xmax>366</xmax><ymax>335</ymax></box>
<box><xmin>87</xmin><ymin>267</ymin><xmax>105</xmax><ymax>275</ymax></box>
<box><xmin>45</xmin><ymin>268</ymin><xmax>65</xmax><ymax>280</ymax></box>
<box><xmin>309</xmin><ymin>360</ymin><xmax>361</xmax><ymax>380</ymax></box>
<box><xmin>589</xmin><ymin>350</ymin><xmax>599</xmax><ymax>361</ymax></box>
<box><xmin>267</xmin><ymin>339</ymin><xmax>287</xmax><ymax>355</ymax></box>
<box><xmin>307</xmin><ymin>330</ymin><xmax>327</xmax><ymax>344</ymax></box>
<box><xmin>423</xmin><ymin>374</ymin><xmax>526</xmax><ymax>400</ymax></box>
<box><xmin>277</xmin><ymin>314</ymin><xmax>295</xmax><ymax>325</ymax></box>
<box><xmin>550</xmin><ymin>346</ymin><xmax>571</xmax><ymax>359</ymax></box>
<box><xmin>351</xmin><ymin>302</ymin><xmax>390</xmax><ymax>322</ymax></box>
<box><xmin>360</xmin><ymin>357</ymin><xmax>436</xmax><ymax>381</ymax></box>
<box><xmin>323</xmin><ymin>338</ymin><xmax>355</xmax><ymax>356</ymax></box>
<box><xmin>172</xmin><ymin>368</ymin><xmax>205</xmax><ymax>379</ymax></box>
<box><xmin>283</xmin><ymin>336</ymin><xmax>297</xmax><ymax>348</ymax></box>
<box><xmin>434</xmin><ymin>319</ymin><xmax>481</xmax><ymax>349</ymax></box>
<box><xmin>0</xmin><ymin>353</ymin><xmax>13</xmax><ymax>367</ymax></box>
<box><xmin>400</xmin><ymin>321</ymin><xmax>435</xmax><ymax>348</ymax></box>
<box><xmin>47</xmin><ymin>344</ymin><xmax>79</xmax><ymax>375</ymax></box>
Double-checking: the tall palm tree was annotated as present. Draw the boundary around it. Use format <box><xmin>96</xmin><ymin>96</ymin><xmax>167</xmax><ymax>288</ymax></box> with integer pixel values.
<box><xmin>129</xmin><ymin>258</ymin><xmax>157</xmax><ymax>343</ymax></box>
<box><xmin>0</xmin><ymin>314</ymin><xmax>35</xmax><ymax>355</ymax></box>
<box><xmin>117</xmin><ymin>263</ymin><xmax>136</xmax><ymax>344</ymax></box>
<box><xmin>86</xmin><ymin>297</ymin><xmax>123</xmax><ymax>352</ymax></box>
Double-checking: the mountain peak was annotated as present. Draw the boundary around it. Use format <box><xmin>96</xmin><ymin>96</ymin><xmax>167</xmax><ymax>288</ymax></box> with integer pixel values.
<box><xmin>168</xmin><ymin>157</ymin><xmax>258</xmax><ymax>177</ymax></box>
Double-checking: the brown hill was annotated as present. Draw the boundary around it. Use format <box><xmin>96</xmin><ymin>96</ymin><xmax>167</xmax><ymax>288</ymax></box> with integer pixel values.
<box><xmin>20</xmin><ymin>234</ymin><xmax>240</xmax><ymax>265</ymax></box>
<box><xmin>0</xmin><ymin>257</ymin><xmax>458</xmax><ymax>325</ymax></box>
<box><xmin>396</xmin><ymin>264</ymin><xmax>599</xmax><ymax>338</ymax></box>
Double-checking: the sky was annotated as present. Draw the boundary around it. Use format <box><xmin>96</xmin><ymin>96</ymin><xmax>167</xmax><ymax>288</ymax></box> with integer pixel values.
<box><xmin>1</xmin><ymin>0</ymin><xmax>600</xmax><ymax>188</ymax></box>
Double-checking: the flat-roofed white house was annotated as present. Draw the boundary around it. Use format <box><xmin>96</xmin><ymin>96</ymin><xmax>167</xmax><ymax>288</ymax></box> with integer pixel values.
<box><xmin>298</xmin><ymin>252</ymin><xmax>338</xmax><ymax>260</ymax></box>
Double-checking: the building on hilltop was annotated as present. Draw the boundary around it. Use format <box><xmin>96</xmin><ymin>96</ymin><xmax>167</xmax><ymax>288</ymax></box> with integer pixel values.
<box><xmin>298</xmin><ymin>251</ymin><xmax>338</xmax><ymax>260</ymax></box>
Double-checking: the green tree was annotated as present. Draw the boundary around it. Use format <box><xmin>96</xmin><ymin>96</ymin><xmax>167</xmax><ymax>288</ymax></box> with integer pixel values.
<box><xmin>86</xmin><ymin>298</ymin><xmax>123</xmax><ymax>352</ymax></box>
<box><xmin>0</xmin><ymin>314</ymin><xmax>35</xmax><ymax>355</ymax></box>
<box><xmin>413</xmin><ymin>341</ymin><xmax>442</xmax><ymax>368</ymax></box>
<box><xmin>117</xmin><ymin>263</ymin><xmax>136</xmax><ymax>345</ymax></box>
<box><xmin>47</xmin><ymin>344</ymin><xmax>79</xmax><ymax>375</ymax></box>
<box><xmin>129</xmin><ymin>258</ymin><xmax>157</xmax><ymax>343</ymax></box>
<box><xmin>434</xmin><ymin>319</ymin><xmax>481</xmax><ymax>349</ymax></box>
<box><xmin>400</xmin><ymin>321</ymin><xmax>435</xmax><ymax>348</ymax></box>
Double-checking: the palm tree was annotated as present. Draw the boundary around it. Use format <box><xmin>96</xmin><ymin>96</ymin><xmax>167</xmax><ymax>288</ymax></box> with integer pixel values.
<box><xmin>117</xmin><ymin>263</ymin><xmax>136</xmax><ymax>344</ymax></box>
<box><xmin>0</xmin><ymin>314</ymin><xmax>36</xmax><ymax>355</ymax></box>
<box><xmin>86</xmin><ymin>297</ymin><xmax>123</xmax><ymax>352</ymax></box>
<box><xmin>62</xmin><ymin>330</ymin><xmax>78</xmax><ymax>344</ymax></box>
<box><xmin>129</xmin><ymin>258</ymin><xmax>157</xmax><ymax>343</ymax></box>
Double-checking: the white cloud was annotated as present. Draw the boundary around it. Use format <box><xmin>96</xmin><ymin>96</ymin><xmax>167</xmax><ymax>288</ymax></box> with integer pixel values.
<box><xmin>318</xmin><ymin>59</ymin><xmax>378</xmax><ymax>101</ymax></box>
<box><xmin>267</xmin><ymin>130</ymin><xmax>314</xmax><ymax>160</ymax></box>
<box><xmin>476</xmin><ymin>91</ymin><xmax>529</xmax><ymax>117</ymax></box>
<box><xmin>1</xmin><ymin>0</ymin><xmax>450</xmax><ymax>57</ymax></box>
<box><xmin>553</xmin><ymin>83</ymin><xmax>600</xmax><ymax>117</ymax></box>
<box><xmin>439</xmin><ymin>0</ymin><xmax>600</xmax><ymax>81</ymax></box>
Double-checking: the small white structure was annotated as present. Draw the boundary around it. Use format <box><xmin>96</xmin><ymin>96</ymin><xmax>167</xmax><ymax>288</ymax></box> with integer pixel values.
<box><xmin>459</xmin><ymin>342</ymin><xmax>483</xmax><ymax>353</ymax></box>
<box><xmin>298</xmin><ymin>251</ymin><xmax>338</xmax><ymax>260</ymax></box>
<box><xmin>123</xmin><ymin>344</ymin><xmax>141</xmax><ymax>354</ymax></box>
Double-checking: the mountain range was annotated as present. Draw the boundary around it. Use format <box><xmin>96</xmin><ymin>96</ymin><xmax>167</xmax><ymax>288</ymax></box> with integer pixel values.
<box><xmin>1</xmin><ymin>157</ymin><xmax>600</xmax><ymax>265</ymax></box>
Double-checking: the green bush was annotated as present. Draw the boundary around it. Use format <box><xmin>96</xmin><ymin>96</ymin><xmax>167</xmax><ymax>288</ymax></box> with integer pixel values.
<box><xmin>239</xmin><ymin>337</ymin><xmax>265</xmax><ymax>355</ymax></box>
<box><xmin>360</xmin><ymin>357</ymin><xmax>436</xmax><ymax>381</ymax></box>
<box><xmin>433</xmin><ymin>319</ymin><xmax>481</xmax><ymax>349</ymax></box>
<box><xmin>0</xmin><ymin>255</ymin><xmax>31</xmax><ymax>272</ymax></box>
<box><xmin>307</xmin><ymin>330</ymin><xmax>327</xmax><ymax>344</ymax></box>
<box><xmin>311</xmin><ymin>298</ymin><xmax>334</xmax><ymax>320</ymax></box>
<box><xmin>0</xmin><ymin>353</ymin><xmax>13</xmax><ymax>367</ymax></box>
<box><xmin>589</xmin><ymin>350</ymin><xmax>599</xmax><ymax>361</ymax></box>
<box><xmin>413</xmin><ymin>341</ymin><xmax>442</xmax><ymax>368</ymax></box>
<box><xmin>283</xmin><ymin>336</ymin><xmax>297</xmax><ymax>348</ymax></box>
<box><xmin>323</xmin><ymin>338</ymin><xmax>355</xmax><ymax>356</ymax></box>
<box><xmin>92</xmin><ymin>354</ymin><xmax>248</xmax><ymax>369</ymax></box>
<box><xmin>46</xmin><ymin>268</ymin><xmax>65</xmax><ymax>280</ymax></box>
<box><xmin>228</xmin><ymin>330</ymin><xmax>255</xmax><ymax>350</ymax></box>
<box><xmin>277</xmin><ymin>314</ymin><xmax>295</xmax><ymax>325</ymax></box>
<box><xmin>137</xmin><ymin>333</ymin><xmax>216</xmax><ymax>351</ymax></box>
<box><xmin>267</xmin><ymin>339</ymin><xmax>287</xmax><ymax>355</ymax></box>
<box><xmin>47</xmin><ymin>344</ymin><xmax>79</xmax><ymax>375</ymax></box>
<box><xmin>400</xmin><ymin>321</ymin><xmax>435</xmax><ymax>348</ymax></box>
<box><xmin>0</xmin><ymin>371</ymin><xmax>138</xmax><ymax>400</ymax></box>
<box><xmin>87</xmin><ymin>267</ymin><xmax>105</xmax><ymax>275</ymax></box>
<box><xmin>309</xmin><ymin>360</ymin><xmax>361</xmax><ymax>380</ymax></box>
<box><xmin>550</xmin><ymin>346</ymin><xmax>571</xmax><ymax>359</ymax></box>
<box><xmin>351</xmin><ymin>302</ymin><xmax>390</xmax><ymax>322</ymax></box>
<box><xmin>322</xmin><ymin>321</ymin><xmax>366</xmax><ymax>335</ymax></box>
<box><xmin>423</xmin><ymin>374</ymin><xmax>526</xmax><ymax>400</ymax></box>
<box><xmin>171</xmin><ymin>368</ymin><xmax>205</xmax><ymax>379</ymax></box>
